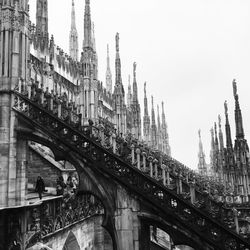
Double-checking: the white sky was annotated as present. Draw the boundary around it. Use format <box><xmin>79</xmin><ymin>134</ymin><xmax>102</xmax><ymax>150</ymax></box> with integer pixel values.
<box><xmin>30</xmin><ymin>0</ymin><xmax>250</xmax><ymax>170</ymax></box>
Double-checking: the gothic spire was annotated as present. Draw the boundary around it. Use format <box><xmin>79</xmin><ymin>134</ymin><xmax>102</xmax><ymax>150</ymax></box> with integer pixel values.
<box><xmin>115</xmin><ymin>32</ymin><xmax>122</xmax><ymax>87</ymax></box>
<box><xmin>210</xmin><ymin>127</ymin><xmax>215</xmax><ymax>168</ymax></box>
<box><xmin>144</xmin><ymin>82</ymin><xmax>149</xmax><ymax>116</ymax></box>
<box><xmin>143</xmin><ymin>82</ymin><xmax>150</xmax><ymax>145</ymax></box>
<box><xmin>69</xmin><ymin>0</ymin><xmax>79</xmax><ymax>60</ymax></box>
<box><xmin>218</xmin><ymin>115</ymin><xmax>224</xmax><ymax>151</ymax></box>
<box><xmin>106</xmin><ymin>44</ymin><xmax>112</xmax><ymax>93</ymax></box>
<box><xmin>198</xmin><ymin>129</ymin><xmax>207</xmax><ymax>175</ymax></box>
<box><xmin>214</xmin><ymin>122</ymin><xmax>219</xmax><ymax>152</ymax></box>
<box><xmin>232</xmin><ymin>79</ymin><xmax>249</xmax><ymax>172</ymax></box>
<box><xmin>36</xmin><ymin>0</ymin><xmax>48</xmax><ymax>35</ymax></box>
<box><xmin>151</xmin><ymin>96</ymin><xmax>157</xmax><ymax>148</ymax></box>
<box><xmin>127</xmin><ymin>75</ymin><xmax>132</xmax><ymax>107</ymax></box>
<box><xmin>151</xmin><ymin>96</ymin><xmax>156</xmax><ymax>126</ymax></box>
<box><xmin>161</xmin><ymin>102</ymin><xmax>171</xmax><ymax>156</ymax></box>
<box><xmin>133</xmin><ymin>62</ymin><xmax>138</xmax><ymax>104</ymax></box>
<box><xmin>224</xmin><ymin>101</ymin><xmax>233</xmax><ymax>149</ymax></box>
<box><xmin>161</xmin><ymin>102</ymin><xmax>166</xmax><ymax>128</ymax></box>
<box><xmin>198</xmin><ymin>129</ymin><xmax>204</xmax><ymax>154</ymax></box>
<box><xmin>107</xmin><ymin>44</ymin><xmax>110</xmax><ymax>72</ymax></box>
<box><xmin>36</xmin><ymin>0</ymin><xmax>49</xmax><ymax>51</ymax></box>
<box><xmin>157</xmin><ymin>104</ymin><xmax>161</xmax><ymax>132</ymax></box>
<box><xmin>71</xmin><ymin>0</ymin><xmax>76</xmax><ymax>29</ymax></box>
<box><xmin>233</xmin><ymin>79</ymin><xmax>245</xmax><ymax>139</ymax></box>
<box><xmin>83</xmin><ymin>0</ymin><xmax>92</xmax><ymax>49</ymax></box>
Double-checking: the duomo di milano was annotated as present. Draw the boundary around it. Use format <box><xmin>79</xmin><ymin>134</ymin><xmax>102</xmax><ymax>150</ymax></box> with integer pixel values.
<box><xmin>1</xmin><ymin>0</ymin><xmax>250</xmax><ymax>249</ymax></box>
<box><xmin>31</xmin><ymin>0</ymin><xmax>250</xmax><ymax>202</ymax></box>
<box><xmin>32</xmin><ymin>0</ymin><xmax>171</xmax><ymax>155</ymax></box>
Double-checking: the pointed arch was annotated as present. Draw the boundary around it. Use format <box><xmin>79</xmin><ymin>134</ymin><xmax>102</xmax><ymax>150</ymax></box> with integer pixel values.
<box><xmin>62</xmin><ymin>231</ymin><xmax>80</xmax><ymax>250</ymax></box>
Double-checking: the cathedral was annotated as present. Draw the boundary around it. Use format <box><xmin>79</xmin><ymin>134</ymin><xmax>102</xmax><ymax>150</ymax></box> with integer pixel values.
<box><xmin>1</xmin><ymin>0</ymin><xmax>250</xmax><ymax>249</ymax></box>
<box><xmin>197</xmin><ymin>79</ymin><xmax>250</xmax><ymax>201</ymax></box>
<box><xmin>31</xmin><ymin>0</ymin><xmax>171</xmax><ymax>154</ymax></box>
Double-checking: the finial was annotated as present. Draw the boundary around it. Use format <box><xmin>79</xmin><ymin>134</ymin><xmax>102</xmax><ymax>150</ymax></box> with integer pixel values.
<box><xmin>233</xmin><ymin>79</ymin><xmax>237</xmax><ymax>97</ymax></box>
<box><xmin>151</xmin><ymin>96</ymin><xmax>154</xmax><ymax>107</ymax></box>
<box><xmin>107</xmin><ymin>44</ymin><xmax>109</xmax><ymax>56</ymax></box>
<box><xmin>224</xmin><ymin>100</ymin><xmax>228</xmax><ymax>115</ymax></box>
<box><xmin>218</xmin><ymin>115</ymin><xmax>221</xmax><ymax>128</ymax></box>
<box><xmin>162</xmin><ymin>101</ymin><xmax>164</xmax><ymax>112</ymax></box>
<box><xmin>128</xmin><ymin>75</ymin><xmax>131</xmax><ymax>85</ymax></box>
<box><xmin>116</xmin><ymin>33</ymin><xmax>119</xmax><ymax>52</ymax></box>
<box><xmin>144</xmin><ymin>82</ymin><xmax>146</xmax><ymax>96</ymax></box>
<box><xmin>86</xmin><ymin>0</ymin><xmax>90</xmax><ymax>5</ymax></box>
<box><xmin>214</xmin><ymin>122</ymin><xmax>217</xmax><ymax>135</ymax></box>
<box><xmin>133</xmin><ymin>62</ymin><xmax>137</xmax><ymax>79</ymax></box>
<box><xmin>198</xmin><ymin>129</ymin><xmax>201</xmax><ymax>139</ymax></box>
<box><xmin>72</xmin><ymin>0</ymin><xmax>75</xmax><ymax>6</ymax></box>
<box><xmin>157</xmin><ymin>104</ymin><xmax>160</xmax><ymax>115</ymax></box>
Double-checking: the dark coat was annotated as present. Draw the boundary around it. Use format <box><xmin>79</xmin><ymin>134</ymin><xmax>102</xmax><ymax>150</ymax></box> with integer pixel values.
<box><xmin>35</xmin><ymin>177</ymin><xmax>45</xmax><ymax>193</ymax></box>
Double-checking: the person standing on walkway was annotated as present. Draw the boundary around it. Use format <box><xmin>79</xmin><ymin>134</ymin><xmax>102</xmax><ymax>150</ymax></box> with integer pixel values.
<box><xmin>35</xmin><ymin>176</ymin><xmax>45</xmax><ymax>200</ymax></box>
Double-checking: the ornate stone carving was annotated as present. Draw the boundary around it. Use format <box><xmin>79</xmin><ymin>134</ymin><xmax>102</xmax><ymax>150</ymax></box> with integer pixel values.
<box><xmin>12</xmin><ymin>90</ymin><xmax>250</xmax><ymax>249</ymax></box>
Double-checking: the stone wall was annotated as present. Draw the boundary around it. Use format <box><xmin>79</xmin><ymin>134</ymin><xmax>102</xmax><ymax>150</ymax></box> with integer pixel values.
<box><xmin>115</xmin><ymin>186</ymin><xmax>141</xmax><ymax>250</ymax></box>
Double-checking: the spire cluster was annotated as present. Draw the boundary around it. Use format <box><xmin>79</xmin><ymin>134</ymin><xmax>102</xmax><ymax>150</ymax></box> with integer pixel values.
<box><xmin>32</xmin><ymin>0</ymin><xmax>171</xmax><ymax>154</ymax></box>
<box><xmin>197</xmin><ymin>80</ymin><xmax>250</xmax><ymax>197</ymax></box>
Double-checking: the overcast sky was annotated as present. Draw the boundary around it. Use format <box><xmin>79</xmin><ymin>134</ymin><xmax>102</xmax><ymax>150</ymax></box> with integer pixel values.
<box><xmin>30</xmin><ymin>0</ymin><xmax>250</xmax><ymax>170</ymax></box>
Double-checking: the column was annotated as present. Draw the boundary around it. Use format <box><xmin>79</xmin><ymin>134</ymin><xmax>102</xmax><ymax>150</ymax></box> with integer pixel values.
<box><xmin>142</xmin><ymin>152</ymin><xmax>147</xmax><ymax>172</ymax></box>
<box><xmin>153</xmin><ymin>159</ymin><xmax>158</xmax><ymax>179</ymax></box>
<box><xmin>131</xmin><ymin>144</ymin><xmax>135</xmax><ymax>164</ymax></box>
<box><xmin>148</xmin><ymin>156</ymin><xmax>153</xmax><ymax>178</ymax></box>
<box><xmin>190</xmin><ymin>181</ymin><xmax>196</xmax><ymax>204</ymax></box>
<box><xmin>136</xmin><ymin>148</ymin><xmax>141</xmax><ymax>170</ymax></box>
<box><xmin>162</xmin><ymin>164</ymin><xmax>167</xmax><ymax>186</ymax></box>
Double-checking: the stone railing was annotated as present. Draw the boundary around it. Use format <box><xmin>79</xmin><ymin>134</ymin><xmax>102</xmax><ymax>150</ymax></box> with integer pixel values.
<box><xmin>0</xmin><ymin>193</ymin><xmax>104</xmax><ymax>250</ymax></box>
<box><xmin>13</xmin><ymin>80</ymin><xmax>250</xmax><ymax>244</ymax></box>
<box><xmin>14</xmin><ymin>77</ymin><xmax>233</xmax><ymax>202</ymax></box>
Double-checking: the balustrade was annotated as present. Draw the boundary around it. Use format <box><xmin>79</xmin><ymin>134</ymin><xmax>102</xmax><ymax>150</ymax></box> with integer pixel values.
<box><xmin>136</xmin><ymin>148</ymin><xmax>141</xmax><ymax>170</ymax></box>
<box><xmin>13</xmin><ymin>83</ymin><xmax>233</xmax><ymax>207</ymax></box>
<box><xmin>0</xmin><ymin>194</ymin><xmax>104</xmax><ymax>249</ymax></box>
<box><xmin>12</xmin><ymin>81</ymin><xmax>250</xmax><ymax>245</ymax></box>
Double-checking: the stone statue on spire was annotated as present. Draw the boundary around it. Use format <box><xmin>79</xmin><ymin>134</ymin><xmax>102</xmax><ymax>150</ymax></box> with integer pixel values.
<box><xmin>214</xmin><ymin>122</ymin><xmax>217</xmax><ymax>135</ymax></box>
<box><xmin>224</xmin><ymin>100</ymin><xmax>228</xmax><ymax>115</ymax></box>
<box><xmin>116</xmin><ymin>33</ymin><xmax>119</xmax><ymax>52</ymax></box>
<box><xmin>218</xmin><ymin>115</ymin><xmax>221</xmax><ymax>128</ymax></box>
<box><xmin>233</xmin><ymin>79</ymin><xmax>237</xmax><ymax>97</ymax></box>
<box><xmin>133</xmin><ymin>62</ymin><xmax>137</xmax><ymax>78</ymax></box>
